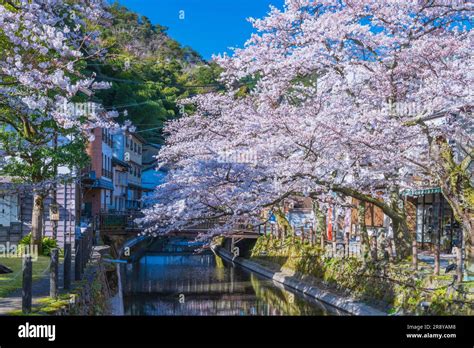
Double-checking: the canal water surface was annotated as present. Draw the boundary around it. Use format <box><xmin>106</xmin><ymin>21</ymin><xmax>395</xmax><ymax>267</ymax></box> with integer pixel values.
<box><xmin>122</xmin><ymin>250</ymin><xmax>344</xmax><ymax>316</ymax></box>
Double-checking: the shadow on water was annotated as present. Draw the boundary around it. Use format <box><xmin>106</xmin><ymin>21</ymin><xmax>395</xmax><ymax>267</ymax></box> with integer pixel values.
<box><xmin>121</xmin><ymin>237</ymin><xmax>346</xmax><ymax>316</ymax></box>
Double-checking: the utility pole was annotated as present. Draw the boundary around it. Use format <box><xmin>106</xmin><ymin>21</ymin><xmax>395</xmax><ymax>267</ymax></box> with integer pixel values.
<box><xmin>51</xmin><ymin>133</ymin><xmax>59</xmax><ymax>241</ymax></box>
<box><xmin>49</xmin><ymin>132</ymin><xmax>60</xmax><ymax>298</ymax></box>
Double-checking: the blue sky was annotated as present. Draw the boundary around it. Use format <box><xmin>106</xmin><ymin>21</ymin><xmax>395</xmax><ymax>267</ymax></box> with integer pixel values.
<box><xmin>115</xmin><ymin>0</ymin><xmax>284</xmax><ymax>60</ymax></box>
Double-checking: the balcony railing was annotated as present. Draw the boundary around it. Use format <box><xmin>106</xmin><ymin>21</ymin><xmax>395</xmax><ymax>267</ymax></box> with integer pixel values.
<box><xmin>102</xmin><ymin>169</ymin><xmax>113</xmax><ymax>180</ymax></box>
<box><xmin>98</xmin><ymin>211</ymin><xmax>143</xmax><ymax>230</ymax></box>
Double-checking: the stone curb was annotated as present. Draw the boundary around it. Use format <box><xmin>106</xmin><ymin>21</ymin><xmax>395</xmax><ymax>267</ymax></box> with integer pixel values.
<box><xmin>212</xmin><ymin>245</ymin><xmax>387</xmax><ymax>316</ymax></box>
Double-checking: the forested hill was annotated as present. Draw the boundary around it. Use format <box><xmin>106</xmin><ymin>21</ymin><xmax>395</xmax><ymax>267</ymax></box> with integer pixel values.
<box><xmin>88</xmin><ymin>3</ymin><xmax>222</xmax><ymax>144</ymax></box>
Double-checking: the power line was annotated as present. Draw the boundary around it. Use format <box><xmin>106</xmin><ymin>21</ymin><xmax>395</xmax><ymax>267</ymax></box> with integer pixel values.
<box><xmin>135</xmin><ymin>127</ymin><xmax>162</xmax><ymax>133</ymax></box>
<box><xmin>102</xmin><ymin>100</ymin><xmax>175</xmax><ymax>110</ymax></box>
<box><xmin>96</xmin><ymin>74</ymin><xmax>222</xmax><ymax>89</ymax></box>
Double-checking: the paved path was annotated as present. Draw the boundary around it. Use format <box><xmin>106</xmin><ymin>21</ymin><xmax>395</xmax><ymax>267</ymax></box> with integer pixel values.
<box><xmin>0</xmin><ymin>259</ymin><xmax>69</xmax><ymax>315</ymax></box>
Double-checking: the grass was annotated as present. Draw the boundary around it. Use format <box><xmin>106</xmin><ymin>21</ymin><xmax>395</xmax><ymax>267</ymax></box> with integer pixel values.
<box><xmin>6</xmin><ymin>295</ymin><xmax>72</xmax><ymax>316</ymax></box>
<box><xmin>0</xmin><ymin>256</ymin><xmax>51</xmax><ymax>298</ymax></box>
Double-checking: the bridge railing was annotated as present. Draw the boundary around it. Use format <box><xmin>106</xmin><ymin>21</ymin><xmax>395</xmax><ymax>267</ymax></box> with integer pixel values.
<box><xmin>98</xmin><ymin>212</ymin><xmax>143</xmax><ymax>231</ymax></box>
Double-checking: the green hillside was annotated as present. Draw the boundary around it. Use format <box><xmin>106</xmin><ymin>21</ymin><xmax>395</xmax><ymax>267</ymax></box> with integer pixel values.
<box><xmin>88</xmin><ymin>3</ymin><xmax>223</xmax><ymax>144</ymax></box>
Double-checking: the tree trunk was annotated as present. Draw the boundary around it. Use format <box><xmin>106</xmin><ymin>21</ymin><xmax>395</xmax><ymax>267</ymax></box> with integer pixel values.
<box><xmin>274</xmin><ymin>208</ymin><xmax>292</xmax><ymax>237</ymax></box>
<box><xmin>312</xmin><ymin>200</ymin><xmax>326</xmax><ymax>240</ymax></box>
<box><xmin>358</xmin><ymin>201</ymin><xmax>370</xmax><ymax>260</ymax></box>
<box><xmin>31</xmin><ymin>192</ymin><xmax>44</xmax><ymax>255</ymax></box>
<box><xmin>318</xmin><ymin>186</ymin><xmax>413</xmax><ymax>260</ymax></box>
<box><xmin>434</xmin><ymin>140</ymin><xmax>473</xmax><ymax>280</ymax></box>
<box><xmin>412</xmin><ymin>240</ymin><xmax>418</xmax><ymax>270</ymax></box>
<box><xmin>390</xmin><ymin>191</ymin><xmax>413</xmax><ymax>260</ymax></box>
<box><xmin>441</xmin><ymin>189</ymin><xmax>473</xmax><ymax>279</ymax></box>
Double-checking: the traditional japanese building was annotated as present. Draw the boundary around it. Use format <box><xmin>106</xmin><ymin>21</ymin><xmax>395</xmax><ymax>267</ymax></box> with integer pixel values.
<box><xmin>0</xmin><ymin>176</ymin><xmax>78</xmax><ymax>248</ymax></box>
<box><xmin>403</xmin><ymin>188</ymin><xmax>461</xmax><ymax>253</ymax></box>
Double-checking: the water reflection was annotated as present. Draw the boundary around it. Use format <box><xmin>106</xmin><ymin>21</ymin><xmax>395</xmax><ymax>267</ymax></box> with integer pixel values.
<box><xmin>122</xmin><ymin>252</ymin><xmax>344</xmax><ymax>316</ymax></box>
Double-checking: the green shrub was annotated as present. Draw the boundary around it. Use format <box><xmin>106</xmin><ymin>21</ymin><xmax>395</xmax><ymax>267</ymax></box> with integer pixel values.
<box><xmin>41</xmin><ymin>237</ymin><xmax>59</xmax><ymax>256</ymax></box>
<box><xmin>18</xmin><ymin>233</ymin><xmax>60</xmax><ymax>256</ymax></box>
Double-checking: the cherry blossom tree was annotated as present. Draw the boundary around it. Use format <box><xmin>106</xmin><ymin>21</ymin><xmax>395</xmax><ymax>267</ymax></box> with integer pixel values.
<box><xmin>0</xmin><ymin>0</ymin><xmax>121</xmax><ymax>251</ymax></box>
<box><xmin>143</xmin><ymin>1</ymin><xmax>473</xmax><ymax>264</ymax></box>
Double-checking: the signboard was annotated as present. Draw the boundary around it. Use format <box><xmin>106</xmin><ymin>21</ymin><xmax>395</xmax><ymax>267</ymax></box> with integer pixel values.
<box><xmin>49</xmin><ymin>204</ymin><xmax>60</xmax><ymax>221</ymax></box>
<box><xmin>402</xmin><ymin>187</ymin><xmax>441</xmax><ymax>196</ymax></box>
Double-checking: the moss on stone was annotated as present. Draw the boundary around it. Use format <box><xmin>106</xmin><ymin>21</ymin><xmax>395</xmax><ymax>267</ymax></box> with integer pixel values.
<box><xmin>250</xmin><ymin>236</ymin><xmax>474</xmax><ymax>315</ymax></box>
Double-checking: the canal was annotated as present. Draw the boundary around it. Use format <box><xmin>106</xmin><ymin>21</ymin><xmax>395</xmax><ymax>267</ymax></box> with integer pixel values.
<box><xmin>121</xmin><ymin>239</ymin><xmax>345</xmax><ymax>316</ymax></box>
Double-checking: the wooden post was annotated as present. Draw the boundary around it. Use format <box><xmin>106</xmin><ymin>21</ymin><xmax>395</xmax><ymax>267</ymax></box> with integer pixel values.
<box><xmin>80</xmin><ymin>234</ymin><xmax>85</xmax><ymax>272</ymax></box>
<box><xmin>456</xmin><ymin>246</ymin><xmax>462</xmax><ymax>284</ymax></box>
<box><xmin>50</xmin><ymin>248</ymin><xmax>59</xmax><ymax>298</ymax></box>
<box><xmin>22</xmin><ymin>255</ymin><xmax>32</xmax><ymax>314</ymax></box>
<box><xmin>434</xmin><ymin>197</ymin><xmax>442</xmax><ymax>275</ymax></box>
<box><xmin>320</xmin><ymin>232</ymin><xmax>325</xmax><ymax>250</ymax></box>
<box><xmin>371</xmin><ymin>235</ymin><xmax>378</xmax><ymax>261</ymax></box>
<box><xmin>344</xmin><ymin>232</ymin><xmax>349</xmax><ymax>258</ymax></box>
<box><xmin>75</xmin><ymin>237</ymin><xmax>82</xmax><ymax>281</ymax></box>
<box><xmin>301</xmin><ymin>226</ymin><xmax>305</xmax><ymax>243</ymax></box>
<box><xmin>434</xmin><ymin>241</ymin><xmax>440</xmax><ymax>276</ymax></box>
<box><xmin>64</xmin><ymin>243</ymin><xmax>71</xmax><ymax>290</ymax></box>
<box><xmin>310</xmin><ymin>225</ymin><xmax>314</xmax><ymax>246</ymax></box>
<box><xmin>390</xmin><ymin>237</ymin><xmax>396</xmax><ymax>261</ymax></box>
<box><xmin>412</xmin><ymin>240</ymin><xmax>418</xmax><ymax>270</ymax></box>
<box><xmin>82</xmin><ymin>234</ymin><xmax>87</xmax><ymax>271</ymax></box>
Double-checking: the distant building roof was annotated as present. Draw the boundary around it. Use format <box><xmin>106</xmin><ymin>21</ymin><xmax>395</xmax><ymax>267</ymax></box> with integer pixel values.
<box><xmin>142</xmin><ymin>143</ymin><xmax>162</xmax><ymax>170</ymax></box>
<box><xmin>129</xmin><ymin>131</ymin><xmax>147</xmax><ymax>144</ymax></box>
